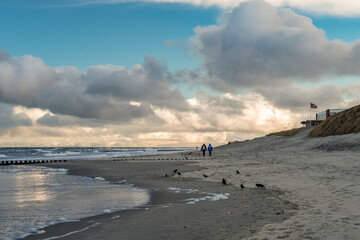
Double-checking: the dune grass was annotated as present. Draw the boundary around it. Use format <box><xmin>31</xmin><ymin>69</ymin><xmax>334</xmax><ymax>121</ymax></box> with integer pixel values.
<box><xmin>308</xmin><ymin>105</ymin><xmax>360</xmax><ymax>137</ymax></box>
<box><xmin>267</xmin><ymin>127</ymin><xmax>304</xmax><ymax>137</ymax></box>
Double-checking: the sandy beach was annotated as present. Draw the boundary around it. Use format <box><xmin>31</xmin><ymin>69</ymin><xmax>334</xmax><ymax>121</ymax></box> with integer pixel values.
<box><xmin>21</xmin><ymin>127</ymin><xmax>360</xmax><ymax>240</ymax></box>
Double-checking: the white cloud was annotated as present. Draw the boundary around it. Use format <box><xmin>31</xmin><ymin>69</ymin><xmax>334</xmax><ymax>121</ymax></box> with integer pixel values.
<box><xmin>270</xmin><ymin>0</ymin><xmax>360</xmax><ymax>16</ymax></box>
<box><xmin>0</xmin><ymin>81</ymin><xmax>357</xmax><ymax>147</ymax></box>
<box><xmin>0</xmin><ymin>50</ymin><xmax>189</xmax><ymax>122</ymax></box>
<box><xmin>190</xmin><ymin>0</ymin><xmax>360</xmax><ymax>92</ymax></box>
<box><xmin>0</xmin><ymin>103</ymin><xmax>32</xmax><ymax>130</ymax></box>
<box><xmin>162</xmin><ymin>0</ymin><xmax>360</xmax><ymax>16</ymax></box>
<box><xmin>0</xmin><ymin>88</ymin><xmax>305</xmax><ymax>146</ymax></box>
<box><xmin>47</xmin><ymin>0</ymin><xmax>360</xmax><ymax>16</ymax></box>
<box><xmin>0</xmin><ymin>50</ymin><xmax>60</xmax><ymax>105</ymax></box>
<box><xmin>151</xmin><ymin>90</ymin><xmax>302</xmax><ymax>136</ymax></box>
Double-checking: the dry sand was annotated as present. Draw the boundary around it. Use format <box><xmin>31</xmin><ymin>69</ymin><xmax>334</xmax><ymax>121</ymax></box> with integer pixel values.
<box><xmin>187</xmin><ymin>128</ymin><xmax>360</xmax><ymax>240</ymax></box>
<box><xmin>21</xmin><ymin>127</ymin><xmax>360</xmax><ymax>239</ymax></box>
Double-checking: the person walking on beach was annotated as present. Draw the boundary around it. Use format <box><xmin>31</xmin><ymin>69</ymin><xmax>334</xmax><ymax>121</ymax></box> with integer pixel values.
<box><xmin>208</xmin><ymin>144</ymin><xmax>213</xmax><ymax>156</ymax></box>
<box><xmin>201</xmin><ymin>144</ymin><xmax>207</xmax><ymax>156</ymax></box>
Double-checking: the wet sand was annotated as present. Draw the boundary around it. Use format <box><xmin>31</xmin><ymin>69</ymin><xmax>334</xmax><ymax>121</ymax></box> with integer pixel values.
<box><xmin>21</xmin><ymin>159</ymin><xmax>295</xmax><ymax>240</ymax></box>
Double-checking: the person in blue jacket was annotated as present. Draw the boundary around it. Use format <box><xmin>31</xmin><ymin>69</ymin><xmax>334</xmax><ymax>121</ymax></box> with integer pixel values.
<box><xmin>208</xmin><ymin>144</ymin><xmax>213</xmax><ymax>156</ymax></box>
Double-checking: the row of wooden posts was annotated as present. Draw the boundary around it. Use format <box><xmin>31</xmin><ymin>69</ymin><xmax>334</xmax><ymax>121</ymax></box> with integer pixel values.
<box><xmin>0</xmin><ymin>160</ymin><xmax>67</xmax><ymax>165</ymax></box>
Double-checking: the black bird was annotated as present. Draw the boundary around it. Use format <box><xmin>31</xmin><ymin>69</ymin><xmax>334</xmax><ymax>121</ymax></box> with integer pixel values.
<box><xmin>256</xmin><ymin>183</ymin><xmax>265</xmax><ymax>188</ymax></box>
<box><xmin>173</xmin><ymin>169</ymin><xmax>178</xmax><ymax>173</ymax></box>
<box><xmin>203</xmin><ymin>174</ymin><xmax>208</xmax><ymax>178</ymax></box>
<box><xmin>185</xmin><ymin>156</ymin><xmax>188</xmax><ymax>160</ymax></box>
<box><xmin>177</xmin><ymin>172</ymin><xmax>181</xmax><ymax>176</ymax></box>
<box><xmin>165</xmin><ymin>174</ymin><xmax>168</xmax><ymax>177</ymax></box>
<box><xmin>222</xmin><ymin>178</ymin><xmax>227</xmax><ymax>185</ymax></box>
<box><xmin>236</xmin><ymin>170</ymin><xmax>240</xmax><ymax>174</ymax></box>
<box><xmin>240</xmin><ymin>184</ymin><xmax>245</xmax><ymax>189</ymax></box>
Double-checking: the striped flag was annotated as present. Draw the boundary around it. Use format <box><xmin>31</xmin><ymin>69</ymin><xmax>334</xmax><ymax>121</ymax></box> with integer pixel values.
<box><xmin>310</xmin><ymin>103</ymin><xmax>317</xmax><ymax>109</ymax></box>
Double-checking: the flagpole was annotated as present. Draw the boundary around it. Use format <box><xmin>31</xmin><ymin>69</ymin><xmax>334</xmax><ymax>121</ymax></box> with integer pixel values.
<box><xmin>309</xmin><ymin>103</ymin><xmax>318</xmax><ymax>126</ymax></box>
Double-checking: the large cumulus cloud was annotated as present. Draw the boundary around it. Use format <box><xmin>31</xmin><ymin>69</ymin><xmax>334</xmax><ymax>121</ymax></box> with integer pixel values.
<box><xmin>0</xmin><ymin>50</ymin><xmax>189</xmax><ymax>122</ymax></box>
<box><xmin>0</xmin><ymin>50</ymin><xmax>60</xmax><ymax>105</ymax></box>
<box><xmin>191</xmin><ymin>0</ymin><xmax>360</xmax><ymax>92</ymax></box>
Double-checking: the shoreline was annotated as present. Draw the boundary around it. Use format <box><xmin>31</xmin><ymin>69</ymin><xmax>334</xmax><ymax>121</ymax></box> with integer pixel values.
<box><xmin>20</xmin><ymin>155</ymin><xmax>296</xmax><ymax>240</ymax></box>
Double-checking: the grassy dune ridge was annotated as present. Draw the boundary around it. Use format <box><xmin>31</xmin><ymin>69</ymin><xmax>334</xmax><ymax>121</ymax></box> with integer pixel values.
<box><xmin>308</xmin><ymin>104</ymin><xmax>360</xmax><ymax>137</ymax></box>
<box><xmin>268</xmin><ymin>104</ymin><xmax>360</xmax><ymax>137</ymax></box>
<box><xmin>266</xmin><ymin>127</ymin><xmax>304</xmax><ymax>137</ymax></box>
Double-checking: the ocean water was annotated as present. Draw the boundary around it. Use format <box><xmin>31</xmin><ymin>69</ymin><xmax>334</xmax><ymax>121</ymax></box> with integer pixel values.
<box><xmin>0</xmin><ymin>147</ymin><xmax>192</xmax><ymax>162</ymax></box>
<box><xmin>0</xmin><ymin>165</ymin><xmax>149</xmax><ymax>240</ymax></box>
<box><xmin>0</xmin><ymin>147</ymin><xmax>192</xmax><ymax>240</ymax></box>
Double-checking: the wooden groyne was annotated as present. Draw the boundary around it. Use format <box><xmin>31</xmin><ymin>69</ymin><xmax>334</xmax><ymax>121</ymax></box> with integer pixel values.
<box><xmin>0</xmin><ymin>160</ymin><xmax>67</xmax><ymax>166</ymax></box>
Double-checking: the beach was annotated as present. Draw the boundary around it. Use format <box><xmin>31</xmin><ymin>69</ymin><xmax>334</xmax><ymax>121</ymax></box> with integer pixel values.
<box><xmin>21</xmin><ymin>127</ymin><xmax>360</xmax><ymax>239</ymax></box>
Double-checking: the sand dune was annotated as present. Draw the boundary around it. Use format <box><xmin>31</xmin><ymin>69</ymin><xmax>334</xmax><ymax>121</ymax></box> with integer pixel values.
<box><xmin>183</xmin><ymin>127</ymin><xmax>360</xmax><ymax>239</ymax></box>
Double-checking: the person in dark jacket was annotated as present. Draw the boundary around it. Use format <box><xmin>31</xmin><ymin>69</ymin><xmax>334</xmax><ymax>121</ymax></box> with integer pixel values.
<box><xmin>208</xmin><ymin>144</ymin><xmax>213</xmax><ymax>156</ymax></box>
<box><xmin>201</xmin><ymin>144</ymin><xmax>207</xmax><ymax>156</ymax></box>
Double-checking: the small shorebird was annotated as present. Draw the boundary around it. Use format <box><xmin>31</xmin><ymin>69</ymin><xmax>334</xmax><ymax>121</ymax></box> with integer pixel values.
<box><xmin>236</xmin><ymin>170</ymin><xmax>240</xmax><ymax>174</ymax></box>
<box><xmin>173</xmin><ymin>169</ymin><xmax>178</xmax><ymax>173</ymax></box>
<box><xmin>256</xmin><ymin>183</ymin><xmax>265</xmax><ymax>188</ymax></box>
<box><xmin>241</xmin><ymin>184</ymin><xmax>245</xmax><ymax>189</ymax></box>
<box><xmin>203</xmin><ymin>174</ymin><xmax>208</xmax><ymax>178</ymax></box>
<box><xmin>177</xmin><ymin>172</ymin><xmax>181</xmax><ymax>176</ymax></box>
<box><xmin>222</xmin><ymin>178</ymin><xmax>227</xmax><ymax>185</ymax></box>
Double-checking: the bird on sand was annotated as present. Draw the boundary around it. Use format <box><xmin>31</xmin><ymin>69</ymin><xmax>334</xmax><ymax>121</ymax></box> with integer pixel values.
<box><xmin>256</xmin><ymin>183</ymin><xmax>265</xmax><ymax>188</ymax></box>
<box><xmin>241</xmin><ymin>184</ymin><xmax>245</xmax><ymax>189</ymax></box>
<box><xmin>177</xmin><ymin>172</ymin><xmax>181</xmax><ymax>176</ymax></box>
<box><xmin>203</xmin><ymin>174</ymin><xmax>208</xmax><ymax>178</ymax></box>
<box><xmin>165</xmin><ymin>174</ymin><xmax>168</xmax><ymax>177</ymax></box>
<box><xmin>236</xmin><ymin>170</ymin><xmax>240</xmax><ymax>174</ymax></box>
<box><xmin>185</xmin><ymin>156</ymin><xmax>188</xmax><ymax>160</ymax></box>
<box><xmin>222</xmin><ymin>178</ymin><xmax>227</xmax><ymax>185</ymax></box>
<box><xmin>173</xmin><ymin>169</ymin><xmax>178</xmax><ymax>173</ymax></box>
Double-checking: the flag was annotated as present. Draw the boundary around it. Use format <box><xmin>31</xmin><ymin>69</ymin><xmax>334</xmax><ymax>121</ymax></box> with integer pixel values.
<box><xmin>310</xmin><ymin>103</ymin><xmax>317</xmax><ymax>109</ymax></box>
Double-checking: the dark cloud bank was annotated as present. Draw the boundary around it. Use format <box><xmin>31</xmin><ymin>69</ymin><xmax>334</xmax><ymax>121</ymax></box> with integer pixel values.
<box><xmin>0</xmin><ymin>51</ymin><xmax>189</xmax><ymax>122</ymax></box>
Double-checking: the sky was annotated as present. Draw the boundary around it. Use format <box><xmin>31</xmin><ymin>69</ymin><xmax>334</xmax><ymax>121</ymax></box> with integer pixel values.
<box><xmin>1</xmin><ymin>0</ymin><xmax>360</xmax><ymax>147</ymax></box>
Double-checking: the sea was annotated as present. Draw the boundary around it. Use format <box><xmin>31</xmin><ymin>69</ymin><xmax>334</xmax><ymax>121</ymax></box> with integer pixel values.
<box><xmin>0</xmin><ymin>147</ymin><xmax>193</xmax><ymax>240</ymax></box>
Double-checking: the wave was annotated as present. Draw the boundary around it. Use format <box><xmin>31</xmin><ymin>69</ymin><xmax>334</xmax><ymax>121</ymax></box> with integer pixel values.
<box><xmin>44</xmin><ymin>151</ymin><xmax>81</xmax><ymax>157</ymax></box>
<box><xmin>0</xmin><ymin>147</ymin><xmax>194</xmax><ymax>161</ymax></box>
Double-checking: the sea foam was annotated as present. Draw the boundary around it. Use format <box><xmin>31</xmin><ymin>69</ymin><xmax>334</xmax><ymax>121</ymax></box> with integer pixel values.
<box><xmin>168</xmin><ymin>187</ymin><xmax>230</xmax><ymax>205</ymax></box>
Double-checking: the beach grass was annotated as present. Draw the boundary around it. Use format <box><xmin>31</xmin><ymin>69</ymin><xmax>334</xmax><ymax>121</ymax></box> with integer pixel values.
<box><xmin>267</xmin><ymin>127</ymin><xmax>304</xmax><ymax>137</ymax></box>
<box><xmin>308</xmin><ymin>104</ymin><xmax>360</xmax><ymax>137</ymax></box>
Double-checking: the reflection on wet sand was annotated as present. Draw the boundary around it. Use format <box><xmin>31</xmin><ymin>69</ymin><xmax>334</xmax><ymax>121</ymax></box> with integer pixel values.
<box><xmin>14</xmin><ymin>172</ymin><xmax>54</xmax><ymax>203</ymax></box>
